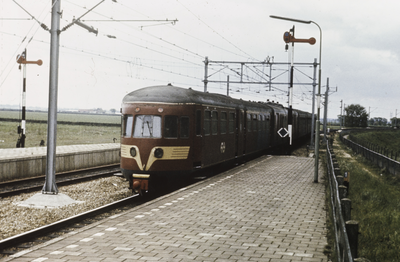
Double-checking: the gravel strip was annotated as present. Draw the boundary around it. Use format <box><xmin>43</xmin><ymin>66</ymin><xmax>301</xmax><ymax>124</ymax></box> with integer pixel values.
<box><xmin>0</xmin><ymin>176</ymin><xmax>131</xmax><ymax>240</ymax></box>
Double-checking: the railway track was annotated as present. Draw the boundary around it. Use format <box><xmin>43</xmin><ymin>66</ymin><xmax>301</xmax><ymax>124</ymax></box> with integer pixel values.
<box><xmin>0</xmin><ymin>168</ymin><xmax>199</xmax><ymax>257</ymax></box>
<box><xmin>0</xmin><ymin>164</ymin><xmax>120</xmax><ymax>198</ymax></box>
<box><xmin>0</xmin><ymin>194</ymin><xmax>141</xmax><ymax>254</ymax></box>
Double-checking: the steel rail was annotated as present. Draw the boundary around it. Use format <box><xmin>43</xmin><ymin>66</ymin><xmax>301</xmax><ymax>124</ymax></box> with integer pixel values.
<box><xmin>0</xmin><ymin>164</ymin><xmax>120</xmax><ymax>198</ymax></box>
<box><xmin>0</xmin><ymin>194</ymin><xmax>139</xmax><ymax>251</ymax></box>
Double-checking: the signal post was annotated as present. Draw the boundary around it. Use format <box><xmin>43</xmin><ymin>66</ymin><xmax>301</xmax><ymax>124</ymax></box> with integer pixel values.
<box><xmin>16</xmin><ymin>49</ymin><xmax>43</xmax><ymax>148</ymax></box>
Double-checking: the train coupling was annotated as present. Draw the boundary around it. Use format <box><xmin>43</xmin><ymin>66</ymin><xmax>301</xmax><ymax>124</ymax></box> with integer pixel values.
<box><xmin>132</xmin><ymin>174</ymin><xmax>150</xmax><ymax>195</ymax></box>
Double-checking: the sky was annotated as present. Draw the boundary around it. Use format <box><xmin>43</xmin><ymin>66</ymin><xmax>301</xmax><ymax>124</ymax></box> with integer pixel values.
<box><xmin>0</xmin><ymin>0</ymin><xmax>399</xmax><ymax>121</ymax></box>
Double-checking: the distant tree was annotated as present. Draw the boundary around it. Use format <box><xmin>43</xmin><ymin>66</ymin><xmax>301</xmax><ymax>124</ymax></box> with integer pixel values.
<box><xmin>110</xmin><ymin>108</ymin><xmax>116</xmax><ymax>114</ymax></box>
<box><xmin>368</xmin><ymin>117</ymin><xmax>375</xmax><ymax>126</ymax></box>
<box><xmin>368</xmin><ymin>117</ymin><xmax>388</xmax><ymax>126</ymax></box>
<box><xmin>391</xmin><ymin>117</ymin><xmax>400</xmax><ymax>128</ymax></box>
<box><xmin>337</xmin><ymin>115</ymin><xmax>345</xmax><ymax>126</ymax></box>
<box><xmin>344</xmin><ymin>104</ymin><xmax>368</xmax><ymax>127</ymax></box>
<box><xmin>96</xmin><ymin>108</ymin><xmax>105</xmax><ymax>114</ymax></box>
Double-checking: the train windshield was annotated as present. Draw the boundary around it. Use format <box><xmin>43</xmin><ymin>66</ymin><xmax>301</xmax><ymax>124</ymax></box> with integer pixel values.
<box><xmin>133</xmin><ymin>115</ymin><xmax>162</xmax><ymax>138</ymax></box>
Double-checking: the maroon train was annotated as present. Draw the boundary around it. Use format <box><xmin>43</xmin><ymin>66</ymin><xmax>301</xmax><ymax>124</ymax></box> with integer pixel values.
<box><xmin>120</xmin><ymin>84</ymin><xmax>312</xmax><ymax>194</ymax></box>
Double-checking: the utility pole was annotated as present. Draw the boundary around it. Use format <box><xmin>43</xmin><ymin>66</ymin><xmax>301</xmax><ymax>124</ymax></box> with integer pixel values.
<box><xmin>16</xmin><ymin>49</ymin><xmax>43</xmax><ymax>148</ymax></box>
<box><xmin>310</xmin><ymin>59</ymin><xmax>317</xmax><ymax>147</ymax></box>
<box><xmin>323</xmin><ymin>78</ymin><xmax>329</xmax><ymax>142</ymax></box>
<box><xmin>343</xmin><ymin>103</ymin><xmax>346</xmax><ymax>128</ymax></box>
<box><xmin>203</xmin><ymin>56</ymin><xmax>208</xmax><ymax>92</ymax></box>
<box><xmin>340</xmin><ymin>100</ymin><xmax>343</xmax><ymax>129</ymax></box>
<box><xmin>226</xmin><ymin>75</ymin><xmax>229</xmax><ymax>96</ymax></box>
<box><xmin>42</xmin><ymin>0</ymin><xmax>61</xmax><ymax>194</ymax></box>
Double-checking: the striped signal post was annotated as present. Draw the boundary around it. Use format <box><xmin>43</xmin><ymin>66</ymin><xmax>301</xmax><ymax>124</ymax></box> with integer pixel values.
<box><xmin>16</xmin><ymin>49</ymin><xmax>43</xmax><ymax>148</ymax></box>
<box><xmin>282</xmin><ymin>27</ymin><xmax>316</xmax><ymax>145</ymax></box>
<box><xmin>270</xmin><ymin>15</ymin><xmax>322</xmax><ymax>183</ymax></box>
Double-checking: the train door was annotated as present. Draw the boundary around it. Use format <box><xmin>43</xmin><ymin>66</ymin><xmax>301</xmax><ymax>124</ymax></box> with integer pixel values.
<box><xmin>235</xmin><ymin>109</ymin><xmax>244</xmax><ymax>159</ymax></box>
<box><xmin>193</xmin><ymin>108</ymin><xmax>203</xmax><ymax>169</ymax></box>
<box><xmin>266</xmin><ymin>113</ymin><xmax>271</xmax><ymax>148</ymax></box>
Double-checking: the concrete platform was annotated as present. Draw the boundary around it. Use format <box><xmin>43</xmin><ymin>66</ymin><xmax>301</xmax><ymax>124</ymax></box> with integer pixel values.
<box><xmin>0</xmin><ymin>144</ymin><xmax>120</xmax><ymax>182</ymax></box>
<box><xmin>4</xmin><ymin>155</ymin><xmax>328</xmax><ymax>262</ymax></box>
<box><xmin>15</xmin><ymin>193</ymin><xmax>83</xmax><ymax>209</ymax></box>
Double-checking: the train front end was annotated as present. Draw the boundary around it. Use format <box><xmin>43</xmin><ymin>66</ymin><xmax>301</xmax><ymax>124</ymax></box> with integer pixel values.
<box><xmin>120</xmin><ymin>86</ymin><xmax>199</xmax><ymax>194</ymax></box>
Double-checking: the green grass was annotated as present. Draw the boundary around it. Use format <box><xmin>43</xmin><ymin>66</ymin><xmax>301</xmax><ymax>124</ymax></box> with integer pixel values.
<box><xmin>351</xmin><ymin>130</ymin><xmax>400</xmax><ymax>156</ymax></box>
<box><xmin>0</xmin><ymin>112</ymin><xmax>121</xmax><ymax>148</ymax></box>
<box><xmin>0</xmin><ymin>110</ymin><xmax>120</xmax><ymax>124</ymax></box>
<box><xmin>332</xmin><ymin>135</ymin><xmax>400</xmax><ymax>261</ymax></box>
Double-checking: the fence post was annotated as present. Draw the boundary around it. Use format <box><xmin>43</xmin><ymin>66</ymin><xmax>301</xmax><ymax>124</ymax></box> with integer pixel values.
<box><xmin>334</xmin><ymin>167</ymin><xmax>341</xmax><ymax>177</ymax></box>
<box><xmin>333</xmin><ymin>159</ymin><xmax>339</xmax><ymax>168</ymax></box>
<box><xmin>336</xmin><ymin>175</ymin><xmax>344</xmax><ymax>186</ymax></box>
<box><xmin>339</xmin><ymin>185</ymin><xmax>347</xmax><ymax>199</ymax></box>
<box><xmin>341</xmin><ymin>198</ymin><xmax>351</xmax><ymax>222</ymax></box>
<box><xmin>346</xmin><ymin>220</ymin><xmax>359</xmax><ymax>259</ymax></box>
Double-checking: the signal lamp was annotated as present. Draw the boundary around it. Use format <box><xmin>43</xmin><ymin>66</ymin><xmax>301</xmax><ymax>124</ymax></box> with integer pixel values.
<box><xmin>154</xmin><ymin>148</ymin><xmax>164</xmax><ymax>158</ymax></box>
<box><xmin>130</xmin><ymin>147</ymin><xmax>137</xmax><ymax>157</ymax></box>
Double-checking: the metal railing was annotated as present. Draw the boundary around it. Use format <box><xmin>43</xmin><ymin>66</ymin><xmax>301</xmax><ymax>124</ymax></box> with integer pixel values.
<box><xmin>340</xmin><ymin>135</ymin><xmax>400</xmax><ymax>176</ymax></box>
<box><xmin>326</xmin><ymin>142</ymin><xmax>353</xmax><ymax>262</ymax></box>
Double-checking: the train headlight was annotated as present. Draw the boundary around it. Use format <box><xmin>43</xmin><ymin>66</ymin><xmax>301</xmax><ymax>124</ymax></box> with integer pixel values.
<box><xmin>130</xmin><ymin>147</ymin><xmax>137</xmax><ymax>157</ymax></box>
<box><xmin>154</xmin><ymin>148</ymin><xmax>164</xmax><ymax>158</ymax></box>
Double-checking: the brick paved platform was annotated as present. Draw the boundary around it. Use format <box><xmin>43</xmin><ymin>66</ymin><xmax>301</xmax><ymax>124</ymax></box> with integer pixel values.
<box><xmin>4</xmin><ymin>155</ymin><xmax>328</xmax><ymax>262</ymax></box>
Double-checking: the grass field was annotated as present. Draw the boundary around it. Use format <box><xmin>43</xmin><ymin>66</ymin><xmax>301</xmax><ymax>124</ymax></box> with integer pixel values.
<box><xmin>0</xmin><ymin>110</ymin><xmax>120</xmax><ymax>124</ymax></box>
<box><xmin>0</xmin><ymin>111</ymin><xmax>120</xmax><ymax>148</ymax></box>
<box><xmin>331</xmin><ymin>134</ymin><xmax>400</xmax><ymax>261</ymax></box>
<box><xmin>350</xmin><ymin>130</ymin><xmax>400</xmax><ymax>155</ymax></box>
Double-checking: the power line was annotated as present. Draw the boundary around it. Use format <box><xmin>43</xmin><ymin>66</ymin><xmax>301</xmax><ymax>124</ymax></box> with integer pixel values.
<box><xmin>0</xmin><ymin>1</ymin><xmax>50</xmax><ymax>89</ymax></box>
<box><xmin>62</xmin><ymin>1</ymin><xmax>205</xmax><ymax>61</ymax></box>
<box><xmin>0</xmin><ymin>18</ymin><xmax>32</xmax><ymax>20</ymax></box>
<box><xmin>175</xmin><ymin>0</ymin><xmax>259</xmax><ymax>61</ymax></box>
<box><xmin>11</xmin><ymin>0</ymin><xmax>49</xmax><ymax>31</ymax></box>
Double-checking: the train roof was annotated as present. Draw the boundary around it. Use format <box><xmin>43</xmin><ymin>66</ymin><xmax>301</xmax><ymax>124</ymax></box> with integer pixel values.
<box><xmin>123</xmin><ymin>84</ymin><xmax>236</xmax><ymax>107</ymax></box>
<box><xmin>123</xmin><ymin>84</ymin><xmax>307</xmax><ymax>114</ymax></box>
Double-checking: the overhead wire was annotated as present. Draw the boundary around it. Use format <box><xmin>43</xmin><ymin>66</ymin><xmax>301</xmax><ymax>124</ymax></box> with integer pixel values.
<box><xmin>62</xmin><ymin>1</ymin><xmax>205</xmax><ymax>64</ymax></box>
<box><xmin>175</xmin><ymin>0</ymin><xmax>259</xmax><ymax>62</ymax></box>
<box><xmin>1</xmin><ymin>1</ymin><xmax>313</xmax><ymax>107</ymax></box>
<box><xmin>59</xmin><ymin>1</ymin><xmax>263</xmax><ymax>91</ymax></box>
<box><xmin>0</xmin><ymin>0</ymin><xmax>51</xmax><ymax>89</ymax></box>
<box><xmin>59</xmin><ymin>1</ymin><xmax>262</xmax><ymax>88</ymax></box>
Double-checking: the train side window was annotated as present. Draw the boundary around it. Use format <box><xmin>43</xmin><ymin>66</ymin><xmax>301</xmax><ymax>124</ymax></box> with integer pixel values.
<box><xmin>258</xmin><ymin>115</ymin><xmax>262</xmax><ymax>131</ymax></box>
<box><xmin>180</xmin><ymin>116</ymin><xmax>189</xmax><ymax>138</ymax></box>
<box><xmin>133</xmin><ymin>115</ymin><xmax>162</xmax><ymax>138</ymax></box>
<box><xmin>164</xmin><ymin>116</ymin><xmax>178</xmax><ymax>138</ymax></box>
<box><xmin>247</xmin><ymin>114</ymin><xmax>252</xmax><ymax>132</ymax></box>
<box><xmin>263</xmin><ymin>115</ymin><xmax>267</xmax><ymax>131</ymax></box>
<box><xmin>228</xmin><ymin>112</ymin><xmax>235</xmax><ymax>134</ymax></box>
<box><xmin>220</xmin><ymin>112</ymin><xmax>227</xmax><ymax>134</ymax></box>
<box><xmin>196</xmin><ymin>110</ymin><xmax>201</xmax><ymax>136</ymax></box>
<box><xmin>212</xmin><ymin>111</ymin><xmax>218</xmax><ymax>135</ymax></box>
<box><xmin>253</xmin><ymin>114</ymin><xmax>257</xmax><ymax>131</ymax></box>
<box><xmin>123</xmin><ymin>114</ymin><xmax>133</xmax><ymax>137</ymax></box>
<box><xmin>276</xmin><ymin>113</ymin><xmax>279</xmax><ymax>127</ymax></box>
<box><xmin>204</xmin><ymin>110</ymin><xmax>211</xmax><ymax>135</ymax></box>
